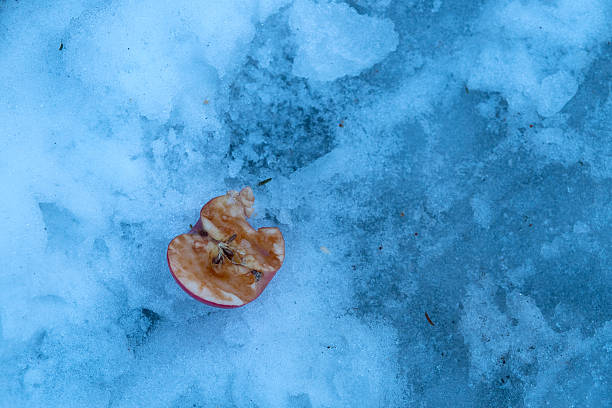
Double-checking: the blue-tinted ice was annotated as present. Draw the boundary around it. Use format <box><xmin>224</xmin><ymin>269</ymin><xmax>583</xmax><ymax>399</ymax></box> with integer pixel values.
<box><xmin>0</xmin><ymin>0</ymin><xmax>610</xmax><ymax>406</ymax></box>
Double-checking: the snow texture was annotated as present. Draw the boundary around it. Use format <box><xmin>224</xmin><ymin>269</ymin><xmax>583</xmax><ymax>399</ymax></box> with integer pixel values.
<box><xmin>0</xmin><ymin>0</ymin><xmax>610</xmax><ymax>406</ymax></box>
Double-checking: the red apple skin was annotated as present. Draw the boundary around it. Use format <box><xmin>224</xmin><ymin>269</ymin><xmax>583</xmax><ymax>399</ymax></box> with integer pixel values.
<box><xmin>167</xmin><ymin>197</ymin><xmax>284</xmax><ymax>309</ymax></box>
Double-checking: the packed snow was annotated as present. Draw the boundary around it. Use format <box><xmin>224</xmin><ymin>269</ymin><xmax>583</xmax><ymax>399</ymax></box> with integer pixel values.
<box><xmin>1</xmin><ymin>0</ymin><xmax>610</xmax><ymax>406</ymax></box>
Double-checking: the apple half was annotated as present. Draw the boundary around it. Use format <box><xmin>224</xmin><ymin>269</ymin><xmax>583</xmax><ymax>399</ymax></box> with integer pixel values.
<box><xmin>167</xmin><ymin>187</ymin><xmax>285</xmax><ymax>308</ymax></box>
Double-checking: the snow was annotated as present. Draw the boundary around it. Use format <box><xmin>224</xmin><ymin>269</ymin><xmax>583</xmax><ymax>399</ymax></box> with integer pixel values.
<box><xmin>289</xmin><ymin>0</ymin><xmax>398</xmax><ymax>82</ymax></box>
<box><xmin>1</xmin><ymin>0</ymin><xmax>611</xmax><ymax>406</ymax></box>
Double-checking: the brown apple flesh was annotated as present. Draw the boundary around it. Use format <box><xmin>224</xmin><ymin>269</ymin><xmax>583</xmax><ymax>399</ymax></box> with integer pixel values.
<box><xmin>167</xmin><ymin>187</ymin><xmax>285</xmax><ymax>308</ymax></box>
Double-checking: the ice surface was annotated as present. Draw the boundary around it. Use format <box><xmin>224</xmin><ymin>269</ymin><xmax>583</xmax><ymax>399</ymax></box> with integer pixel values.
<box><xmin>1</xmin><ymin>0</ymin><xmax>611</xmax><ymax>406</ymax></box>
<box><xmin>289</xmin><ymin>0</ymin><xmax>398</xmax><ymax>81</ymax></box>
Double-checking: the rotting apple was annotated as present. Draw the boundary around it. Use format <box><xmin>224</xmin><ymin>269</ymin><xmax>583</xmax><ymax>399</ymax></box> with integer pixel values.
<box><xmin>167</xmin><ymin>187</ymin><xmax>285</xmax><ymax>308</ymax></box>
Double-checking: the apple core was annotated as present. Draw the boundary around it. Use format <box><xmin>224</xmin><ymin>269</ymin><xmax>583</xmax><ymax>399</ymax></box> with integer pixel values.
<box><xmin>167</xmin><ymin>187</ymin><xmax>285</xmax><ymax>308</ymax></box>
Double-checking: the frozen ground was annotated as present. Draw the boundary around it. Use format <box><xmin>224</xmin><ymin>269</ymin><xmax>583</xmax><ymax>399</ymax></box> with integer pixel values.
<box><xmin>0</xmin><ymin>0</ymin><xmax>611</xmax><ymax>406</ymax></box>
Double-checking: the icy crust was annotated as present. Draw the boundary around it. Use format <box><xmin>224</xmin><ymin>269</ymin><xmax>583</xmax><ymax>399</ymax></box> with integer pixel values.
<box><xmin>167</xmin><ymin>187</ymin><xmax>284</xmax><ymax>307</ymax></box>
<box><xmin>289</xmin><ymin>0</ymin><xmax>398</xmax><ymax>81</ymax></box>
<box><xmin>2</xmin><ymin>0</ymin><xmax>610</xmax><ymax>405</ymax></box>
